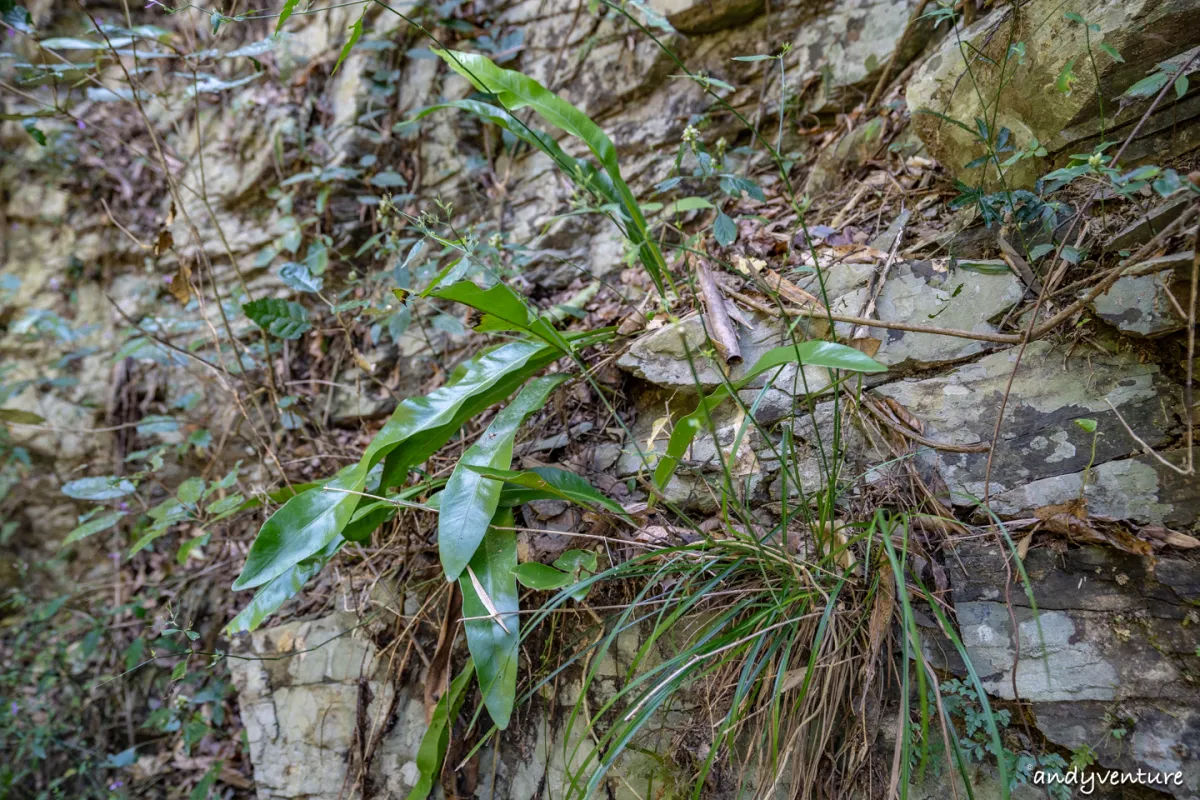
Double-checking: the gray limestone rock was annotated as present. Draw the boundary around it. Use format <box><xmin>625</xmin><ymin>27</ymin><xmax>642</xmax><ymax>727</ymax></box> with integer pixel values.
<box><xmin>872</xmin><ymin>340</ymin><xmax>1183</xmax><ymax>501</ymax></box>
<box><xmin>907</xmin><ymin>0</ymin><xmax>1200</xmax><ymax>186</ymax></box>
<box><xmin>1091</xmin><ymin>250</ymin><xmax>1194</xmax><ymax>337</ymax></box>
<box><xmin>988</xmin><ymin>450</ymin><xmax>1200</xmax><ymax>532</ymax></box>
<box><xmin>649</xmin><ymin>0</ymin><xmax>764</xmax><ymax>34</ymax></box>
<box><xmin>947</xmin><ymin>541</ymin><xmax>1200</xmax><ymax>798</ymax></box>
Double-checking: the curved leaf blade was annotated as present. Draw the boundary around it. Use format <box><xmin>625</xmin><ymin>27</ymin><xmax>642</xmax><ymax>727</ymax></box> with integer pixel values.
<box><xmin>435</xmin><ymin>50</ymin><xmax>667</xmax><ymax>295</ymax></box>
<box><xmin>439</xmin><ymin>375</ymin><xmax>567</xmax><ymax>581</ymax></box>
<box><xmin>431</xmin><ymin>280</ymin><xmax>567</xmax><ymax>350</ymax></box>
<box><xmin>405</xmin><ymin>660</ymin><xmax>475</xmax><ymax>800</ymax></box>
<box><xmin>653</xmin><ymin>340</ymin><xmax>886</xmax><ymax>488</ymax></box>
<box><xmin>231</xmin><ymin>466</ymin><xmax>363</xmax><ymax>590</ymax></box>
<box><xmin>458</xmin><ymin>512</ymin><xmax>519</xmax><ymax>729</ymax></box>
<box><xmin>226</xmin><ymin>537</ymin><xmax>343</xmax><ymax>634</ymax></box>
<box><xmin>62</xmin><ymin>511</ymin><xmax>126</xmax><ymax>546</ymax></box>
<box><xmin>513</xmin><ymin>562</ymin><xmax>574</xmax><ymax>590</ymax></box>
<box><xmin>464</xmin><ymin>465</ymin><xmax>629</xmax><ymax>519</ymax></box>
<box><xmin>363</xmin><ymin>339</ymin><xmax>554</xmax><ymax>471</ymax></box>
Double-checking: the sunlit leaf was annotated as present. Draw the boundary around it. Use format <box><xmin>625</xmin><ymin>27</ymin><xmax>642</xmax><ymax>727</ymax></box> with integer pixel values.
<box><xmin>513</xmin><ymin>562</ymin><xmax>574</xmax><ymax>590</ymax></box>
<box><xmin>331</xmin><ymin>12</ymin><xmax>363</xmax><ymax>76</ymax></box>
<box><xmin>0</xmin><ymin>408</ymin><xmax>44</xmax><ymax>424</ymax></box>
<box><xmin>654</xmin><ymin>341</ymin><xmax>885</xmax><ymax>488</ymax></box>
<box><xmin>226</xmin><ymin>538</ymin><xmax>342</xmax><ymax>634</ymax></box>
<box><xmin>231</xmin><ymin>466</ymin><xmax>363</xmax><ymax>590</ymax></box>
<box><xmin>434</xmin><ymin>50</ymin><xmax>669</xmax><ymax>295</ymax></box>
<box><xmin>465</xmin><ymin>465</ymin><xmax>628</xmax><ymax>518</ymax></box>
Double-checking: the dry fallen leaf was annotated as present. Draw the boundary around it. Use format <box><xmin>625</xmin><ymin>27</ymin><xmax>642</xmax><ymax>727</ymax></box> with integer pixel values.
<box><xmin>1015</xmin><ymin>531</ymin><xmax>1033</xmax><ymax>561</ymax></box>
<box><xmin>168</xmin><ymin>264</ymin><xmax>192</xmax><ymax>305</ymax></box>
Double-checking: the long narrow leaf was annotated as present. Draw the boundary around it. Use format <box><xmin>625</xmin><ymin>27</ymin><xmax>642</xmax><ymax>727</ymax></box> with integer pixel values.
<box><xmin>463</xmin><ymin>465</ymin><xmax>630</xmax><ymax>519</ymax></box>
<box><xmin>405</xmin><ymin>660</ymin><xmax>474</xmax><ymax>800</ymax></box>
<box><xmin>458</xmin><ymin>510</ymin><xmax>520</xmax><ymax>728</ymax></box>
<box><xmin>435</xmin><ymin>50</ymin><xmax>668</xmax><ymax>295</ymax></box>
<box><xmin>440</xmin><ymin>375</ymin><xmax>567</xmax><ymax>581</ymax></box>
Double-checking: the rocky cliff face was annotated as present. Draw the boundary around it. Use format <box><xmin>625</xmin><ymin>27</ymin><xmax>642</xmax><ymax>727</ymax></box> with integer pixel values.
<box><xmin>3</xmin><ymin>0</ymin><xmax>1199</xmax><ymax>797</ymax></box>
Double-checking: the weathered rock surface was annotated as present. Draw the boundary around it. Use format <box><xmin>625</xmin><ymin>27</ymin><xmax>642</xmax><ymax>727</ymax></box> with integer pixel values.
<box><xmin>948</xmin><ymin>541</ymin><xmax>1200</xmax><ymax>798</ymax></box>
<box><xmin>907</xmin><ymin>0</ymin><xmax>1200</xmax><ymax>185</ymax></box>
<box><xmin>229</xmin><ymin>606</ymin><xmax>682</xmax><ymax>800</ymax></box>
<box><xmin>989</xmin><ymin>450</ymin><xmax>1200</xmax><ymax>530</ymax></box>
<box><xmin>649</xmin><ymin>0</ymin><xmax>764</xmax><ymax>34</ymax></box>
<box><xmin>828</xmin><ymin>259</ymin><xmax>1025</xmax><ymax>372</ymax></box>
<box><xmin>872</xmin><ymin>340</ymin><xmax>1183</xmax><ymax>501</ymax></box>
<box><xmin>1091</xmin><ymin>251</ymin><xmax>1195</xmax><ymax>337</ymax></box>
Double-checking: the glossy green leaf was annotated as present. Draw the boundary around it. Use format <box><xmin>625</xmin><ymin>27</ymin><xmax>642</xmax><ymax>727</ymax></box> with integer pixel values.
<box><xmin>341</xmin><ymin>499</ymin><xmax>397</xmax><ymax>542</ymax></box>
<box><xmin>405</xmin><ymin>660</ymin><xmax>474</xmax><ymax>800</ymax></box>
<box><xmin>226</xmin><ymin>538</ymin><xmax>342</xmax><ymax>634</ymax></box>
<box><xmin>243</xmin><ymin>297</ymin><xmax>312</xmax><ymax>339</ymax></box>
<box><xmin>744</xmin><ymin>341</ymin><xmax>887</xmax><ymax>377</ymax></box>
<box><xmin>439</xmin><ymin>375</ymin><xmax>567</xmax><ymax>581</ymax></box>
<box><xmin>458</xmin><ymin>512</ymin><xmax>519</xmax><ymax>729</ymax></box>
<box><xmin>653</xmin><ymin>341</ymin><xmax>886</xmax><ymax>488</ymax></box>
<box><xmin>63</xmin><ymin>476</ymin><xmax>136</xmax><ymax>501</ymax></box>
<box><xmin>62</xmin><ymin>511</ymin><xmax>125</xmax><ymax>546</ymax></box>
<box><xmin>231</xmin><ymin>465</ymin><xmax>363</xmax><ymax>590</ymax></box>
<box><xmin>1099</xmin><ymin>42</ymin><xmax>1123</xmax><ymax>63</ymax></box>
<box><xmin>513</xmin><ymin>562</ymin><xmax>574</xmax><ymax>590</ymax></box>
<box><xmin>432</xmin><ymin>281</ymin><xmax>566</xmax><ymax>350</ymax></box>
<box><xmin>464</xmin><ymin>466</ymin><xmax>628</xmax><ymax>519</ymax></box>
<box><xmin>554</xmin><ymin>549</ymin><xmax>598</xmax><ymax>574</ymax></box>
<box><xmin>554</xmin><ymin>549</ymin><xmax>598</xmax><ymax>601</ymax></box>
<box><xmin>412</xmin><ymin>99</ymin><xmax>615</xmax><ymax>199</ymax></box>
<box><xmin>435</xmin><ymin>50</ymin><xmax>668</xmax><ymax>295</ymax></box>
<box><xmin>370</xmin><ymin>339</ymin><xmax>558</xmax><ymax>482</ymax></box>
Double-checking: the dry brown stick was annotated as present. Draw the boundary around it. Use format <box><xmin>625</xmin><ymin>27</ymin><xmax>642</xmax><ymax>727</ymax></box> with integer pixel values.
<box><xmin>785</xmin><ymin>304</ymin><xmax>1022</xmax><ymax>343</ymax></box>
<box><xmin>997</xmin><ymin>233</ymin><xmax>1043</xmax><ymax>295</ymax></box>
<box><xmin>696</xmin><ymin>258</ymin><xmax>743</xmax><ymax>365</ymax></box>
<box><xmin>1029</xmin><ymin>205</ymin><xmax>1199</xmax><ymax>339</ymax></box>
